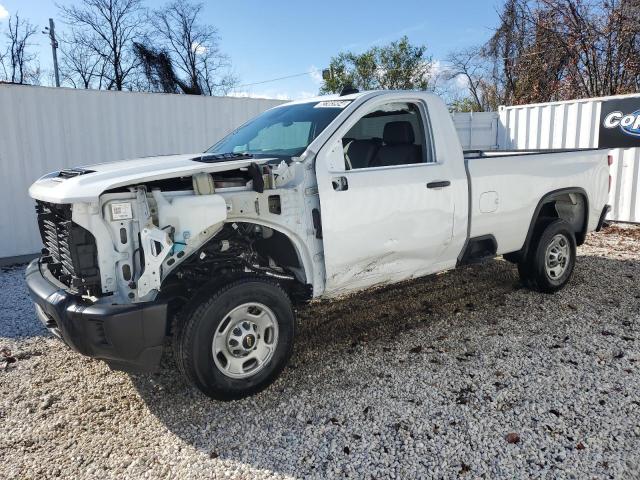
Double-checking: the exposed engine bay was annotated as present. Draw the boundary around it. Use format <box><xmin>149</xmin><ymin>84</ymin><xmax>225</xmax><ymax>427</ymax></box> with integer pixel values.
<box><xmin>65</xmin><ymin>159</ymin><xmax>321</xmax><ymax>305</ymax></box>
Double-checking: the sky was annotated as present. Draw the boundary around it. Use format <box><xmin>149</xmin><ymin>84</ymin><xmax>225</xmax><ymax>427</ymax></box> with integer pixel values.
<box><xmin>0</xmin><ymin>0</ymin><xmax>501</xmax><ymax>99</ymax></box>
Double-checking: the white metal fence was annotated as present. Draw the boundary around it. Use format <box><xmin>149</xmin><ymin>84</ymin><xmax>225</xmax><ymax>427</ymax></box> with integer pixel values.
<box><xmin>0</xmin><ymin>84</ymin><xmax>284</xmax><ymax>259</ymax></box>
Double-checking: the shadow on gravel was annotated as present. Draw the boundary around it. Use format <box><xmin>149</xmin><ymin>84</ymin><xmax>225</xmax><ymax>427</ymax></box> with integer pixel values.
<box><xmin>129</xmin><ymin>252</ymin><xmax>640</xmax><ymax>477</ymax></box>
<box><xmin>0</xmin><ymin>264</ymin><xmax>51</xmax><ymax>339</ymax></box>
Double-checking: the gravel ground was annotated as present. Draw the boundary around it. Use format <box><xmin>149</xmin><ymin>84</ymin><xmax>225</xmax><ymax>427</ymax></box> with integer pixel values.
<box><xmin>1</xmin><ymin>225</ymin><xmax>639</xmax><ymax>479</ymax></box>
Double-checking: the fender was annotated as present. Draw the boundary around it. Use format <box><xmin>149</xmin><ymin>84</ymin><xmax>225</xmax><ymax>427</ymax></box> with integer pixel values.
<box><xmin>517</xmin><ymin>187</ymin><xmax>589</xmax><ymax>261</ymax></box>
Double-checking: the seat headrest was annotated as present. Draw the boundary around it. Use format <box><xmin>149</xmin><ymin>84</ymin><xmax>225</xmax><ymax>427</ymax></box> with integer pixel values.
<box><xmin>383</xmin><ymin>121</ymin><xmax>415</xmax><ymax>145</ymax></box>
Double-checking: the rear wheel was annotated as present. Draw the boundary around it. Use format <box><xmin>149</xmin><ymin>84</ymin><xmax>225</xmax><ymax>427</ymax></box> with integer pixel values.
<box><xmin>174</xmin><ymin>277</ymin><xmax>295</xmax><ymax>400</ymax></box>
<box><xmin>517</xmin><ymin>218</ymin><xmax>576</xmax><ymax>293</ymax></box>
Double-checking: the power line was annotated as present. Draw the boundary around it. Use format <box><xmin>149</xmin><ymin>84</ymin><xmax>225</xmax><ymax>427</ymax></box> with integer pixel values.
<box><xmin>235</xmin><ymin>70</ymin><xmax>319</xmax><ymax>88</ymax></box>
<box><xmin>233</xmin><ymin>65</ymin><xmax>434</xmax><ymax>90</ymax></box>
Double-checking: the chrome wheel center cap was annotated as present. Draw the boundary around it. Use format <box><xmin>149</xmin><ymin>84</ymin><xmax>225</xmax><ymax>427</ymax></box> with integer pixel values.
<box><xmin>227</xmin><ymin>321</ymin><xmax>259</xmax><ymax>357</ymax></box>
<box><xmin>242</xmin><ymin>334</ymin><xmax>257</xmax><ymax>350</ymax></box>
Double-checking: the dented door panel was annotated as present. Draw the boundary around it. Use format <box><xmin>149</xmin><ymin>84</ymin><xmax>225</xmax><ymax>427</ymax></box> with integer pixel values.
<box><xmin>315</xmin><ymin>93</ymin><xmax>468</xmax><ymax>296</ymax></box>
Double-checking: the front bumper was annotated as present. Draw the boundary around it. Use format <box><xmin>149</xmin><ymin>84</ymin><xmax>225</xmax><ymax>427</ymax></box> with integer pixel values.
<box><xmin>25</xmin><ymin>259</ymin><xmax>167</xmax><ymax>372</ymax></box>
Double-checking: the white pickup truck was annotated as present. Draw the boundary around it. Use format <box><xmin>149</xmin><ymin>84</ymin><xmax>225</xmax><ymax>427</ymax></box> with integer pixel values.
<box><xmin>26</xmin><ymin>90</ymin><xmax>611</xmax><ymax>400</ymax></box>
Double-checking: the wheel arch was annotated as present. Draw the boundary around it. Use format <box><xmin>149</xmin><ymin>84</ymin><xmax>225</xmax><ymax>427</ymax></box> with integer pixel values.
<box><xmin>162</xmin><ymin>218</ymin><xmax>316</xmax><ymax>307</ymax></box>
<box><xmin>506</xmin><ymin>187</ymin><xmax>589</xmax><ymax>263</ymax></box>
<box><xmin>230</xmin><ymin>218</ymin><xmax>316</xmax><ymax>288</ymax></box>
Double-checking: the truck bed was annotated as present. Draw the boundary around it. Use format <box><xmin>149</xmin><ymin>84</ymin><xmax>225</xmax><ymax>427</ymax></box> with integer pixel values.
<box><xmin>464</xmin><ymin>148</ymin><xmax>610</xmax><ymax>255</ymax></box>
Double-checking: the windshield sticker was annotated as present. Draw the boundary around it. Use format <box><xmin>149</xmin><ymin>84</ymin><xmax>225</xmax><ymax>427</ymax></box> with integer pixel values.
<box><xmin>314</xmin><ymin>100</ymin><xmax>352</xmax><ymax>109</ymax></box>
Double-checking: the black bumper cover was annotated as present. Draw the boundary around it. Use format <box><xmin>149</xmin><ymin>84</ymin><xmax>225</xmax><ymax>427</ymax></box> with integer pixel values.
<box><xmin>25</xmin><ymin>259</ymin><xmax>167</xmax><ymax>372</ymax></box>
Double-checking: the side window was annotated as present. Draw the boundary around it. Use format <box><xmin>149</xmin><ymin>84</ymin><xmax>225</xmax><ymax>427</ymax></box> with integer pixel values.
<box><xmin>342</xmin><ymin>102</ymin><xmax>433</xmax><ymax>170</ymax></box>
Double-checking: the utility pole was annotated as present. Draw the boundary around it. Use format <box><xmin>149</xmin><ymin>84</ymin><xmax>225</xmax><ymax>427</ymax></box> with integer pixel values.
<box><xmin>43</xmin><ymin>18</ymin><xmax>60</xmax><ymax>87</ymax></box>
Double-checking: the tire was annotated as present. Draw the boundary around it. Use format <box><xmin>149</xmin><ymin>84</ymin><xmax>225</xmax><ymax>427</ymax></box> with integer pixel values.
<box><xmin>517</xmin><ymin>218</ymin><xmax>553</xmax><ymax>288</ymax></box>
<box><xmin>174</xmin><ymin>277</ymin><xmax>295</xmax><ymax>400</ymax></box>
<box><xmin>518</xmin><ymin>218</ymin><xmax>576</xmax><ymax>293</ymax></box>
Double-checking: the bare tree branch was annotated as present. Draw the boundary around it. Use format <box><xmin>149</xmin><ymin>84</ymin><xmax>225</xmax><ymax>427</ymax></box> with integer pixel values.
<box><xmin>445</xmin><ymin>47</ymin><xmax>490</xmax><ymax>111</ymax></box>
<box><xmin>1</xmin><ymin>13</ymin><xmax>40</xmax><ymax>84</ymax></box>
<box><xmin>59</xmin><ymin>31</ymin><xmax>105</xmax><ymax>88</ymax></box>
<box><xmin>58</xmin><ymin>0</ymin><xmax>146</xmax><ymax>90</ymax></box>
<box><xmin>149</xmin><ymin>1</ymin><xmax>236</xmax><ymax>95</ymax></box>
<box><xmin>478</xmin><ymin>0</ymin><xmax>640</xmax><ymax>105</ymax></box>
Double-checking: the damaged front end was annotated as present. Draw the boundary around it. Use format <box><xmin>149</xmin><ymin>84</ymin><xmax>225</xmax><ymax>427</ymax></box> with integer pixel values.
<box><xmin>71</xmin><ymin>158</ymin><xmax>320</xmax><ymax>306</ymax></box>
<box><xmin>26</xmin><ymin>158</ymin><xmax>320</xmax><ymax>372</ymax></box>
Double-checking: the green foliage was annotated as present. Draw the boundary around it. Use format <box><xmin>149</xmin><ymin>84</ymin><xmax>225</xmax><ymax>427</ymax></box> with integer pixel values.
<box><xmin>320</xmin><ymin>36</ymin><xmax>433</xmax><ymax>94</ymax></box>
<box><xmin>449</xmin><ymin>96</ymin><xmax>483</xmax><ymax>113</ymax></box>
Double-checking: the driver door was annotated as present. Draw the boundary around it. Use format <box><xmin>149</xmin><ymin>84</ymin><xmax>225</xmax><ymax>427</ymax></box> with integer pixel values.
<box><xmin>316</xmin><ymin>97</ymin><xmax>458</xmax><ymax>296</ymax></box>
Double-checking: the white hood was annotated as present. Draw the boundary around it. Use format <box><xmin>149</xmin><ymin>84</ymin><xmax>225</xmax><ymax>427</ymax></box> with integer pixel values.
<box><xmin>29</xmin><ymin>153</ymin><xmax>276</xmax><ymax>204</ymax></box>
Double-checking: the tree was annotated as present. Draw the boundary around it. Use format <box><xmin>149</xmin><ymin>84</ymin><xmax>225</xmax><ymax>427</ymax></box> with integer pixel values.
<box><xmin>483</xmin><ymin>0</ymin><xmax>530</xmax><ymax>105</ymax></box>
<box><xmin>59</xmin><ymin>32</ymin><xmax>105</xmax><ymax>88</ymax></box>
<box><xmin>149</xmin><ymin>1</ymin><xmax>236</xmax><ymax>95</ymax></box>
<box><xmin>58</xmin><ymin>0</ymin><xmax>146</xmax><ymax>90</ymax></box>
<box><xmin>0</xmin><ymin>14</ymin><xmax>40</xmax><ymax>84</ymax></box>
<box><xmin>448</xmin><ymin>95</ymin><xmax>484</xmax><ymax>113</ymax></box>
<box><xmin>133</xmin><ymin>42</ymin><xmax>202</xmax><ymax>94</ymax></box>
<box><xmin>461</xmin><ymin>0</ymin><xmax>640</xmax><ymax>108</ymax></box>
<box><xmin>536</xmin><ymin>0</ymin><xmax>640</xmax><ymax>98</ymax></box>
<box><xmin>445</xmin><ymin>47</ymin><xmax>494</xmax><ymax>111</ymax></box>
<box><xmin>321</xmin><ymin>36</ymin><xmax>434</xmax><ymax>94</ymax></box>
<box><xmin>485</xmin><ymin>0</ymin><xmax>573</xmax><ymax>105</ymax></box>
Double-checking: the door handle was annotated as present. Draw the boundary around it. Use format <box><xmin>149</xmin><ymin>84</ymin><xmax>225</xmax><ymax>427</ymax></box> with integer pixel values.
<box><xmin>427</xmin><ymin>180</ymin><xmax>451</xmax><ymax>189</ymax></box>
<box><xmin>332</xmin><ymin>176</ymin><xmax>349</xmax><ymax>191</ymax></box>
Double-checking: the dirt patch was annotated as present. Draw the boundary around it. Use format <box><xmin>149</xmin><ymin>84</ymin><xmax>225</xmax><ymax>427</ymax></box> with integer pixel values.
<box><xmin>602</xmin><ymin>222</ymin><xmax>640</xmax><ymax>241</ymax></box>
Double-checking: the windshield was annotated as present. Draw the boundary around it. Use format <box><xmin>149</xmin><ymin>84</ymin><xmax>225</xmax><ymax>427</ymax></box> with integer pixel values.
<box><xmin>206</xmin><ymin>101</ymin><xmax>348</xmax><ymax>159</ymax></box>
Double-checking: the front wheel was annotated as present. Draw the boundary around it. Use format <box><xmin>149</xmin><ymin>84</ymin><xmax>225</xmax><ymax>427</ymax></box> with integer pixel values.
<box><xmin>174</xmin><ymin>277</ymin><xmax>295</xmax><ymax>400</ymax></box>
<box><xmin>518</xmin><ymin>218</ymin><xmax>577</xmax><ymax>293</ymax></box>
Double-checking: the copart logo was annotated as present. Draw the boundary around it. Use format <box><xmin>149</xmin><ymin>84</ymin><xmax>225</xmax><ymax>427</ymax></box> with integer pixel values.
<box><xmin>603</xmin><ymin>110</ymin><xmax>640</xmax><ymax>137</ymax></box>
